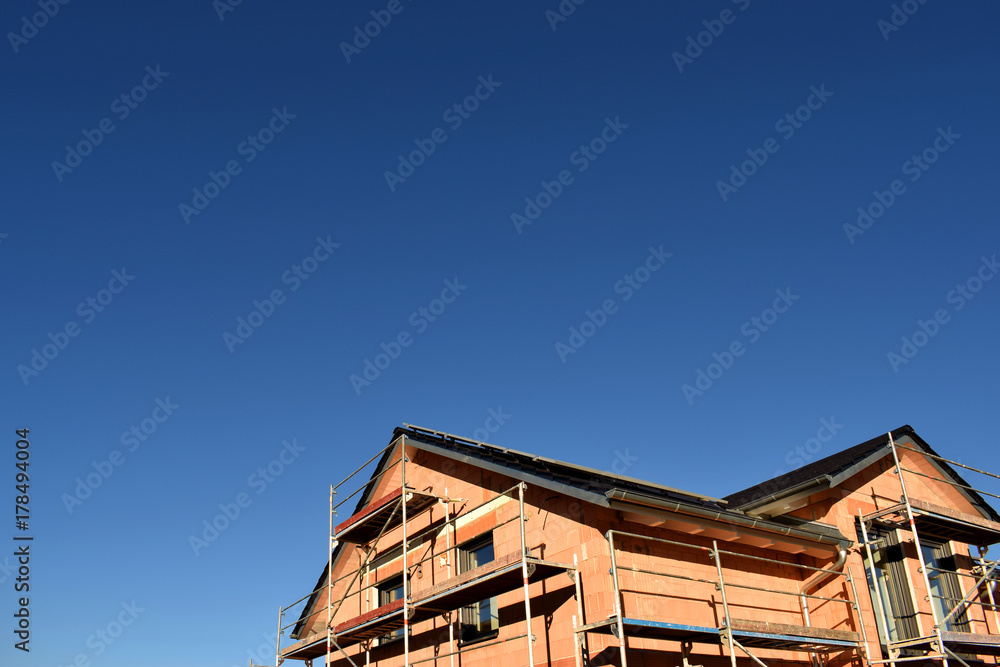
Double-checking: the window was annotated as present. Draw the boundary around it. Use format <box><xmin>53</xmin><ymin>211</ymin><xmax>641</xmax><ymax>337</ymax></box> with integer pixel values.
<box><xmin>377</xmin><ymin>575</ymin><xmax>405</xmax><ymax>643</ymax></box>
<box><xmin>921</xmin><ymin>541</ymin><xmax>970</xmax><ymax>632</ymax></box>
<box><xmin>860</xmin><ymin>526</ymin><xmax>919</xmax><ymax>644</ymax></box>
<box><xmin>458</xmin><ymin>535</ymin><xmax>498</xmax><ymax>642</ymax></box>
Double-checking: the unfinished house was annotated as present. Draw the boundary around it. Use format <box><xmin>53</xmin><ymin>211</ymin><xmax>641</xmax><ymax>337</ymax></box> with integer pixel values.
<box><xmin>270</xmin><ymin>424</ymin><xmax>1000</xmax><ymax>667</ymax></box>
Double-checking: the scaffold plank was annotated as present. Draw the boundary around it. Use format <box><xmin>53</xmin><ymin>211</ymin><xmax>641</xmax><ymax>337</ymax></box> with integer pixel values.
<box><xmin>334</xmin><ymin>487</ymin><xmax>438</xmax><ymax>544</ymax></box>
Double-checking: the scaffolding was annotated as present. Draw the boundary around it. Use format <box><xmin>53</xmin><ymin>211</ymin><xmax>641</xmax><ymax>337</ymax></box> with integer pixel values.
<box><xmin>859</xmin><ymin>433</ymin><xmax>1000</xmax><ymax>667</ymax></box>
<box><xmin>273</xmin><ymin>434</ymin><xmax>578</xmax><ymax>667</ymax></box>
<box><xmin>575</xmin><ymin>528</ymin><xmax>869</xmax><ymax>667</ymax></box>
<box><xmin>259</xmin><ymin>426</ymin><xmax>1000</xmax><ymax>667</ymax></box>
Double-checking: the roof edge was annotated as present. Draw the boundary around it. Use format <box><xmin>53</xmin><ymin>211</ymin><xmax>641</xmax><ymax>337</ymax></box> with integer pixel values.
<box><xmin>606</xmin><ymin>488</ymin><xmax>851</xmax><ymax>551</ymax></box>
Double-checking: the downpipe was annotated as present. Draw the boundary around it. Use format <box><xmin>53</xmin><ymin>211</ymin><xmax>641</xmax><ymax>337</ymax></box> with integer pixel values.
<box><xmin>800</xmin><ymin>548</ymin><xmax>848</xmax><ymax>667</ymax></box>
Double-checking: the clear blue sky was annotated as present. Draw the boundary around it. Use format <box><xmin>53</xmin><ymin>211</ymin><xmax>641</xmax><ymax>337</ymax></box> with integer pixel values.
<box><xmin>2</xmin><ymin>1</ymin><xmax>999</xmax><ymax>665</ymax></box>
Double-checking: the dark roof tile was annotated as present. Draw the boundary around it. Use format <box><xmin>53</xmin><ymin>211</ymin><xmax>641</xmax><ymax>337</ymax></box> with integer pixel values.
<box><xmin>724</xmin><ymin>429</ymin><xmax>897</xmax><ymax>508</ymax></box>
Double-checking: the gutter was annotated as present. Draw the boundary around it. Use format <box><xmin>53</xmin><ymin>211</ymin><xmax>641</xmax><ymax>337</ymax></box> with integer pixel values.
<box><xmin>606</xmin><ymin>489</ymin><xmax>849</xmax><ymax>548</ymax></box>
<box><xmin>733</xmin><ymin>475</ymin><xmax>832</xmax><ymax>514</ymax></box>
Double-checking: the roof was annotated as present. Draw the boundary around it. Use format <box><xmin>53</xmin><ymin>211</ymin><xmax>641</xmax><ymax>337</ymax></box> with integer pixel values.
<box><xmin>724</xmin><ymin>425</ymin><xmax>1000</xmax><ymax>524</ymax></box>
<box><xmin>397</xmin><ymin>423</ymin><xmax>726</xmax><ymax>509</ymax></box>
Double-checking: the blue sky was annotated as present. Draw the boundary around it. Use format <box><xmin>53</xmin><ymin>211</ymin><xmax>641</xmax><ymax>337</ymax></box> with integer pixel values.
<box><xmin>2</xmin><ymin>1</ymin><xmax>999</xmax><ymax>665</ymax></box>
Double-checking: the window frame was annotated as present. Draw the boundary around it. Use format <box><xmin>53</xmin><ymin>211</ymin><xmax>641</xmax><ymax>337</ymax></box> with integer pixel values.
<box><xmin>921</xmin><ymin>539</ymin><xmax>971</xmax><ymax>633</ymax></box>
<box><xmin>859</xmin><ymin>524</ymin><xmax>921</xmax><ymax>646</ymax></box>
<box><xmin>456</xmin><ymin>533</ymin><xmax>499</xmax><ymax>644</ymax></box>
<box><xmin>376</xmin><ymin>574</ymin><xmax>405</xmax><ymax>645</ymax></box>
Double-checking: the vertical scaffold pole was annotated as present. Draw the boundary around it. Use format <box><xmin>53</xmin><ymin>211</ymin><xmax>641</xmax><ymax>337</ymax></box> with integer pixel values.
<box><xmin>846</xmin><ymin>565</ymin><xmax>873</xmax><ymax>664</ymax></box>
<box><xmin>328</xmin><ymin>484</ymin><xmax>334</xmax><ymax>666</ymax></box>
<box><xmin>445</xmin><ymin>487</ymin><xmax>455</xmax><ymax>667</ymax></box>
<box><xmin>889</xmin><ymin>433</ymin><xmax>947</xmax><ymax>667</ymax></box>
<box><xmin>364</xmin><ymin>547</ymin><xmax>371</xmax><ymax>667</ymax></box>
<box><xmin>275</xmin><ymin>606</ymin><xmax>283</xmax><ymax>667</ymax></box>
<box><xmin>573</xmin><ymin>553</ymin><xmax>586</xmax><ymax>667</ymax></box>
<box><xmin>519</xmin><ymin>483</ymin><xmax>536</xmax><ymax>667</ymax></box>
<box><xmin>712</xmin><ymin>540</ymin><xmax>737</xmax><ymax>667</ymax></box>
<box><xmin>860</xmin><ymin>509</ymin><xmax>896</xmax><ymax>667</ymax></box>
<box><xmin>607</xmin><ymin>531</ymin><xmax>628</xmax><ymax>667</ymax></box>
<box><xmin>402</xmin><ymin>438</ymin><xmax>410</xmax><ymax>667</ymax></box>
